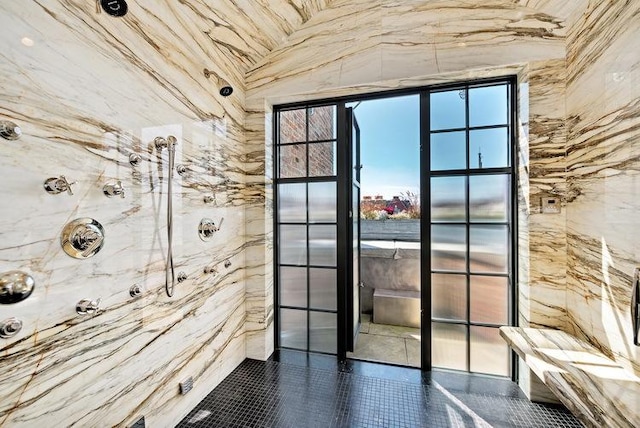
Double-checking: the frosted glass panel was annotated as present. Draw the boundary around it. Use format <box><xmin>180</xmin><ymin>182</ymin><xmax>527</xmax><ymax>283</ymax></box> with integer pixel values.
<box><xmin>431</xmin><ymin>176</ymin><xmax>466</xmax><ymax>222</ymax></box>
<box><xmin>471</xmin><ymin>276</ymin><xmax>508</xmax><ymax>324</ymax></box>
<box><xmin>470</xmin><ymin>326</ymin><xmax>509</xmax><ymax>376</ymax></box>
<box><xmin>432</xmin><ymin>274</ymin><xmax>466</xmax><ymax>321</ymax></box>
<box><xmin>279</xmin><ymin>225</ymin><xmax>307</xmax><ymax>265</ymax></box>
<box><xmin>430</xmin><ymin>90</ymin><xmax>466</xmax><ymax>130</ymax></box>
<box><xmin>308</xmin><ymin>182</ymin><xmax>336</xmax><ymax>223</ymax></box>
<box><xmin>470</xmin><ymin>226</ymin><xmax>508</xmax><ymax>273</ymax></box>
<box><xmin>309</xmin><ymin>225</ymin><xmax>336</xmax><ymax>267</ymax></box>
<box><xmin>279</xmin><ymin>144</ymin><xmax>306</xmax><ymax>178</ymax></box>
<box><xmin>469</xmin><ymin>128</ymin><xmax>509</xmax><ymax>169</ymax></box>
<box><xmin>279</xmin><ymin>109</ymin><xmax>306</xmax><ymax>143</ymax></box>
<box><xmin>432</xmin><ymin>322</ymin><xmax>467</xmax><ymax>371</ymax></box>
<box><xmin>280</xmin><ymin>309</ymin><xmax>307</xmax><ymax>350</ymax></box>
<box><xmin>279</xmin><ymin>183</ymin><xmax>306</xmax><ymax>223</ymax></box>
<box><xmin>308</xmin><ymin>105</ymin><xmax>336</xmax><ymax>141</ymax></box>
<box><xmin>279</xmin><ymin>266</ymin><xmax>307</xmax><ymax>308</ymax></box>
<box><xmin>469</xmin><ymin>85</ymin><xmax>508</xmax><ymax>127</ymax></box>
<box><xmin>469</xmin><ymin>175</ymin><xmax>509</xmax><ymax>222</ymax></box>
<box><xmin>310</xmin><ymin>268</ymin><xmax>337</xmax><ymax>310</ymax></box>
<box><xmin>431</xmin><ymin>131</ymin><xmax>466</xmax><ymax>171</ymax></box>
<box><xmin>431</xmin><ymin>225</ymin><xmax>466</xmax><ymax>271</ymax></box>
<box><xmin>309</xmin><ymin>312</ymin><xmax>337</xmax><ymax>353</ymax></box>
<box><xmin>308</xmin><ymin>142</ymin><xmax>336</xmax><ymax>177</ymax></box>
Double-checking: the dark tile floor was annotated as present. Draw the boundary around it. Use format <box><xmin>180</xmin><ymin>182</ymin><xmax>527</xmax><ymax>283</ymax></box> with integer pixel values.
<box><xmin>176</xmin><ymin>351</ymin><xmax>583</xmax><ymax>428</ymax></box>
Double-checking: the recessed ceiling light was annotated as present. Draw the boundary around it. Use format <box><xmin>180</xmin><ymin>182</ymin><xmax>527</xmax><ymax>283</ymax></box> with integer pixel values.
<box><xmin>21</xmin><ymin>37</ymin><xmax>34</xmax><ymax>47</ymax></box>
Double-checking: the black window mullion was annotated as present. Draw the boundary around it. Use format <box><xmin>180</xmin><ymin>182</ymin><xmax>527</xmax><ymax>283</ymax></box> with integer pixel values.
<box><xmin>464</xmin><ymin>85</ymin><xmax>471</xmax><ymax>372</ymax></box>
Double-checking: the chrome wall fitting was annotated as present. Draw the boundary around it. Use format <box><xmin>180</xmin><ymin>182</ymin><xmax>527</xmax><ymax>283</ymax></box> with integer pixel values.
<box><xmin>224</xmin><ymin>260</ymin><xmax>232</xmax><ymax>269</ymax></box>
<box><xmin>204</xmin><ymin>265</ymin><xmax>217</xmax><ymax>275</ymax></box>
<box><xmin>129</xmin><ymin>153</ymin><xmax>142</xmax><ymax>167</ymax></box>
<box><xmin>198</xmin><ymin>218</ymin><xmax>223</xmax><ymax>242</ymax></box>
<box><xmin>0</xmin><ymin>120</ymin><xmax>22</xmax><ymax>140</ymax></box>
<box><xmin>198</xmin><ymin>218</ymin><xmax>218</xmax><ymax>241</ymax></box>
<box><xmin>0</xmin><ymin>318</ymin><xmax>23</xmax><ymax>338</ymax></box>
<box><xmin>44</xmin><ymin>175</ymin><xmax>76</xmax><ymax>195</ymax></box>
<box><xmin>203</xmin><ymin>195</ymin><xmax>215</xmax><ymax>204</ymax></box>
<box><xmin>0</xmin><ymin>271</ymin><xmax>35</xmax><ymax>304</ymax></box>
<box><xmin>176</xmin><ymin>164</ymin><xmax>187</xmax><ymax>176</ymax></box>
<box><xmin>129</xmin><ymin>284</ymin><xmax>142</xmax><ymax>298</ymax></box>
<box><xmin>61</xmin><ymin>218</ymin><xmax>105</xmax><ymax>259</ymax></box>
<box><xmin>76</xmin><ymin>298</ymin><xmax>101</xmax><ymax>315</ymax></box>
<box><xmin>177</xmin><ymin>272</ymin><xmax>187</xmax><ymax>283</ymax></box>
<box><xmin>103</xmin><ymin>180</ymin><xmax>125</xmax><ymax>198</ymax></box>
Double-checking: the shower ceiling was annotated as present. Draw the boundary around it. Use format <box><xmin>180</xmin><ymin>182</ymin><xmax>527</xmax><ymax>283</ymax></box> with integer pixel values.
<box><xmin>203</xmin><ymin>0</ymin><xmax>588</xmax><ymax>72</ymax></box>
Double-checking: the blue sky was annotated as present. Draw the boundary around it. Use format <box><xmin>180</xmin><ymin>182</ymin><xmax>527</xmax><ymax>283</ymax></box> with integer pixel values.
<box><xmin>347</xmin><ymin>85</ymin><xmax>508</xmax><ymax>199</ymax></box>
<box><xmin>348</xmin><ymin>95</ymin><xmax>420</xmax><ymax>199</ymax></box>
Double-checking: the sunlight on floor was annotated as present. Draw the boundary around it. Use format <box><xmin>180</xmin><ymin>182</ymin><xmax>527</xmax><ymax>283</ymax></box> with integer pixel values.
<box><xmin>347</xmin><ymin>314</ymin><xmax>421</xmax><ymax>367</ymax></box>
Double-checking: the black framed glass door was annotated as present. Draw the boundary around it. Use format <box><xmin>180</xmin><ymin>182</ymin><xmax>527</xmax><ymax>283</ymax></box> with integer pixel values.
<box><xmin>346</xmin><ymin>107</ymin><xmax>361</xmax><ymax>351</ymax></box>
<box><xmin>423</xmin><ymin>79</ymin><xmax>516</xmax><ymax>376</ymax></box>
<box><xmin>275</xmin><ymin>77</ymin><xmax>516</xmax><ymax>377</ymax></box>
<box><xmin>275</xmin><ymin>105</ymin><xmax>339</xmax><ymax>355</ymax></box>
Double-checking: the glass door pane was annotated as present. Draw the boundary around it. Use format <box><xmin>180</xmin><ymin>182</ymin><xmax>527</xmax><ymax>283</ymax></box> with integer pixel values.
<box><xmin>428</xmin><ymin>81</ymin><xmax>514</xmax><ymax>376</ymax></box>
<box><xmin>275</xmin><ymin>105</ymin><xmax>339</xmax><ymax>355</ymax></box>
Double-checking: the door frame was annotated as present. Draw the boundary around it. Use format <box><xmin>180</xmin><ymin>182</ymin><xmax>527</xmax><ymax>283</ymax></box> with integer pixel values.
<box><xmin>273</xmin><ymin>76</ymin><xmax>518</xmax><ymax>375</ymax></box>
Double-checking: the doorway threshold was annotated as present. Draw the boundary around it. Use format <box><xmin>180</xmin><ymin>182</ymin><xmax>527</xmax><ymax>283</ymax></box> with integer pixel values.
<box><xmin>347</xmin><ymin>314</ymin><xmax>420</xmax><ymax>368</ymax></box>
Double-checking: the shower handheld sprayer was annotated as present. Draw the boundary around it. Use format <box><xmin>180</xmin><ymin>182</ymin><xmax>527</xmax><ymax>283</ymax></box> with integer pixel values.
<box><xmin>155</xmin><ymin>135</ymin><xmax>178</xmax><ymax>297</ymax></box>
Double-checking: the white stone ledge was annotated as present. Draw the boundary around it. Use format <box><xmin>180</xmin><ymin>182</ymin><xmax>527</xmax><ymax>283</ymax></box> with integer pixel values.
<box><xmin>500</xmin><ymin>327</ymin><xmax>640</xmax><ymax>428</ymax></box>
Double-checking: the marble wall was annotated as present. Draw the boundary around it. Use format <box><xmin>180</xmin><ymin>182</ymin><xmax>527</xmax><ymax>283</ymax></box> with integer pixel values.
<box><xmin>0</xmin><ymin>0</ymin><xmax>330</xmax><ymax>425</ymax></box>
<box><xmin>565</xmin><ymin>0</ymin><xmax>640</xmax><ymax>374</ymax></box>
<box><xmin>245</xmin><ymin>0</ymin><xmax>585</xmax><ymax>389</ymax></box>
<box><xmin>3</xmin><ymin>0</ymin><xmax>635</xmax><ymax>425</ymax></box>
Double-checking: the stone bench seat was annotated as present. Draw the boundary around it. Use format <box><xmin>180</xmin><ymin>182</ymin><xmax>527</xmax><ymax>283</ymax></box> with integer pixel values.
<box><xmin>373</xmin><ymin>288</ymin><xmax>420</xmax><ymax>328</ymax></box>
<box><xmin>500</xmin><ymin>327</ymin><xmax>640</xmax><ymax>428</ymax></box>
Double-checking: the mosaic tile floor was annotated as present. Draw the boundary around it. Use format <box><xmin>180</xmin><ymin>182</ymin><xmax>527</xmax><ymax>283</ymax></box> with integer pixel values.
<box><xmin>176</xmin><ymin>351</ymin><xmax>583</xmax><ymax>428</ymax></box>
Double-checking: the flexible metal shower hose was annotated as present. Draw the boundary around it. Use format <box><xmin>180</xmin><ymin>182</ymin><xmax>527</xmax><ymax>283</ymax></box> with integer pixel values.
<box><xmin>166</xmin><ymin>136</ymin><xmax>177</xmax><ymax>297</ymax></box>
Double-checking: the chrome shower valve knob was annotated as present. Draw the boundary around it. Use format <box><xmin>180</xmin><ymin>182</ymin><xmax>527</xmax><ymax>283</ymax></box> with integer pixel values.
<box><xmin>76</xmin><ymin>298</ymin><xmax>102</xmax><ymax>315</ymax></box>
<box><xmin>44</xmin><ymin>175</ymin><xmax>76</xmax><ymax>195</ymax></box>
<box><xmin>0</xmin><ymin>317</ymin><xmax>23</xmax><ymax>338</ymax></box>
<box><xmin>103</xmin><ymin>180</ymin><xmax>125</xmax><ymax>198</ymax></box>
<box><xmin>0</xmin><ymin>120</ymin><xmax>22</xmax><ymax>140</ymax></box>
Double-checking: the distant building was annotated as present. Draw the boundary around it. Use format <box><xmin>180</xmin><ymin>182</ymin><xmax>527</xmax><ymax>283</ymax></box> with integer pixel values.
<box><xmin>361</xmin><ymin>195</ymin><xmax>411</xmax><ymax>215</ymax></box>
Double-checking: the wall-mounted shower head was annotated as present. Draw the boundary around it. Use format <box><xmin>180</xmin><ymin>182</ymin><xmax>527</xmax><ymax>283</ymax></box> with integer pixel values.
<box><xmin>219</xmin><ymin>80</ymin><xmax>233</xmax><ymax>97</ymax></box>
<box><xmin>203</xmin><ymin>68</ymin><xmax>233</xmax><ymax>97</ymax></box>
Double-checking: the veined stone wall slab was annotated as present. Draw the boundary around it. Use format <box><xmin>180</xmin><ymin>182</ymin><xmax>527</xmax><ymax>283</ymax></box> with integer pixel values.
<box><xmin>566</xmin><ymin>0</ymin><xmax>640</xmax><ymax>375</ymax></box>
